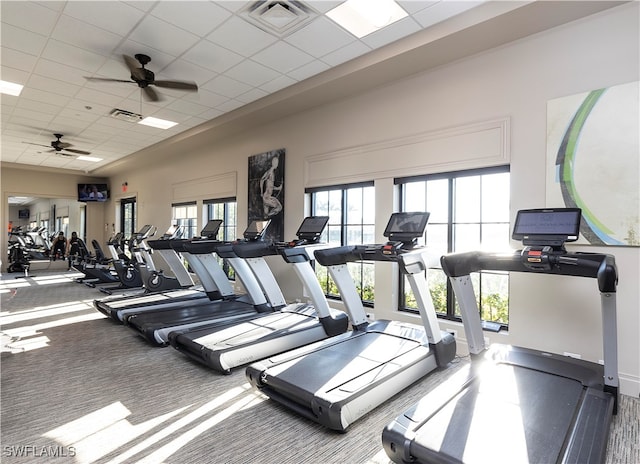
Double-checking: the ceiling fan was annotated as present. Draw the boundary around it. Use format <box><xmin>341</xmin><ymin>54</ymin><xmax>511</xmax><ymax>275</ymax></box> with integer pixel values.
<box><xmin>23</xmin><ymin>133</ymin><xmax>91</xmax><ymax>156</ymax></box>
<box><xmin>84</xmin><ymin>54</ymin><xmax>199</xmax><ymax>102</ymax></box>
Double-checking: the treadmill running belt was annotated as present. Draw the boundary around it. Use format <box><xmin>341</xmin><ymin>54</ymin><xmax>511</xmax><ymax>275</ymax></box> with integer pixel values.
<box><xmin>410</xmin><ymin>363</ymin><xmax>583</xmax><ymax>464</ymax></box>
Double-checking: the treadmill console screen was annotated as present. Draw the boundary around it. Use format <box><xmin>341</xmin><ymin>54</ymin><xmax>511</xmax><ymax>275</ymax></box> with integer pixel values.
<box><xmin>244</xmin><ymin>220</ymin><xmax>271</xmax><ymax>240</ymax></box>
<box><xmin>296</xmin><ymin>216</ymin><xmax>329</xmax><ymax>242</ymax></box>
<box><xmin>200</xmin><ymin>219</ymin><xmax>222</xmax><ymax>238</ymax></box>
<box><xmin>162</xmin><ymin>224</ymin><xmax>183</xmax><ymax>240</ymax></box>
<box><xmin>383</xmin><ymin>212</ymin><xmax>430</xmax><ymax>242</ymax></box>
<box><xmin>512</xmin><ymin>208</ymin><xmax>581</xmax><ymax>245</ymax></box>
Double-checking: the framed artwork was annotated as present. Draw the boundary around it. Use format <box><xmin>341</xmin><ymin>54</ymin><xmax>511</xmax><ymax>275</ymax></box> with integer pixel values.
<box><xmin>546</xmin><ymin>81</ymin><xmax>639</xmax><ymax>246</ymax></box>
<box><xmin>248</xmin><ymin>148</ymin><xmax>285</xmax><ymax>241</ymax></box>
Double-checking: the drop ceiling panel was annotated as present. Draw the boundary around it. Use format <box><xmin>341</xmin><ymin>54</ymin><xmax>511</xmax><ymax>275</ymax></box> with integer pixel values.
<box><xmin>2</xmin><ymin>1</ymin><xmax>622</xmax><ymax>173</ymax></box>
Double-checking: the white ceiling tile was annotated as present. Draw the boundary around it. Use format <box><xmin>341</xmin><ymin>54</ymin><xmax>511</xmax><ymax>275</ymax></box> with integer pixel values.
<box><xmin>51</xmin><ymin>15</ymin><xmax>125</xmax><ymax>56</ymax></box>
<box><xmin>306</xmin><ymin>1</ymin><xmax>342</xmax><ymax>14</ymax></box>
<box><xmin>15</xmin><ymin>98</ymin><xmax>62</xmax><ymax>116</ymax></box>
<box><xmin>0</xmin><ymin>65</ymin><xmax>30</xmax><ymax>87</ymax></box>
<box><xmin>19</xmin><ymin>87</ymin><xmax>71</xmax><ymax>107</ymax></box>
<box><xmin>32</xmin><ymin>58</ymin><xmax>90</xmax><ymax>87</ymax></box>
<box><xmin>397</xmin><ymin>1</ymin><xmax>439</xmax><ymax>15</ymax></box>
<box><xmin>0</xmin><ymin>1</ymin><xmax>59</xmax><ymax>35</ymax></box>
<box><xmin>216</xmin><ymin>99</ymin><xmax>244</xmax><ymax>113</ymax></box>
<box><xmin>10</xmin><ymin>107</ymin><xmax>54</xmax><ymax>124</ymax></box>
<box><xmin>216</xmin><ymin>1</ymin><xmax>250</xmax><ymax>14</ymax></box>
<box><xmin>287</xmin><ymin>59</ymin><xmax>331</xmax><ymax>82</ymax></box>
<box><xmin>27</xmin><ymin>74</ymin><xmax>81</xmax><ymax>98</ymax></box>
<box><xmin>206</xmin><ymin>16</ymin><xmax>278</xmax><ymax>57</ymax></box>
<box><xmin>160</xmin><ymin>99</ymin><xmax>209</xmax><ymax>118</ymax></box>
<box><xmin>285</xmin><ymin>16</ymin><xmax>355</xmax><ymax>58</ymax></box>
<box><xmin>196</xmin><ymin>107</ymin><xmax>224</xmax><ymax>120</ymax></box>
<box><xmin>251</xmin><ymin>41</ymin><xmax>315</xmax><ymax>74</ymax></box>
<box><xmin>225</xmin><ymin>60</ymin><xmax>281</xmax><ymax>87</ymax></box>
<box><xmin>321</xmin><ymin>40</ymin><xmax>371</xmax><ymax>66</ymax></box>
<box><xmin>202</xmin><ymin>74</ymin><xmax>252</xmax><ymax>99</ymax></box>
<box><xmin>236</xmin><ymin>87</ymin><xmax>269</xmax><ymax>104</ymax></box>
<box><xmin>361</xmin><ymin>17</ymin><xmax>422</xmax><ymax>49</ymax></box>
<box><xmin>74</xmin><ymin>87</ymin><xmax>131</xmax><ymax>108</ymax></box>
<box><xmin>184</xmin><ymin>89</ymin><xmax>229</xmax><ymax>108</ymax></box>
<box><xmin>182</xmin><ymin>40</ymin><xmax>244</xmax><ymax>74</ymax></box>
<box><xmin>0</xmin><ymin>0</ymin><xmax>554</xmax><ymax>173</ymax></box>
<box><xmin>62</xmin><ymin>2</ymin><xmax>146</xmax><ymax>37</ymax></box>
<box><xmin>127</xmin><ymin>15</ymin><xmax>200</xmax><ymax>58</ymax></box>
<box><xmin>259</xmin><ymin>74</ymin><xmax>298</xmax><ymax>94</ymax></box>
<box><xmin>113</xmin><ymin>43</ymin><xmax>176</xmax><ymax>72</ymax></box>
<box><xmin>160</xmin><ymin>59</ymin><xmax>216</xmax><ymax>86</ymax></box>
<box><xmin>0</xmin><ymin>24</ymin><xmax>48</xmax><ymax>56</ymax></box>
<box><xmin>0</xmin><ymin>48</ymin><xmax>39</xmax><ymax>73</ymax></box>
<box><xmin>150</xmin><ymin>1</ymin><xmax>232</xmax><ymax>38</ymax></box>
<box><xmin>413</xmin><ymin>0</ymin><xmax>485</xmax><ymax>28</ymax></box>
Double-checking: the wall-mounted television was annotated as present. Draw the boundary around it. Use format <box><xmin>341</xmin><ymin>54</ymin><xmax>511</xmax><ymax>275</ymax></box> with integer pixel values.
<box><xmin>78</xmin><ymin>183</ymin><xmax>109</xmax><ymax>202</ymax></box>
<box><xmin>18</xmin><ymin>209</ymin><xmax>30</xmax><ymax>219</ymax></box>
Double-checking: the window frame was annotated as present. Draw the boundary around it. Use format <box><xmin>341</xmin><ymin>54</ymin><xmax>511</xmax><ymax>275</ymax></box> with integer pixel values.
<box><xmin>306</xmin><ymin>181</ymin><xmax>376</xmax><ymax>305</ymax></box>
<box><xmin>396</xmin><ymin>165</ymin><xmax>511</xmax><ymax>328</ymax></box>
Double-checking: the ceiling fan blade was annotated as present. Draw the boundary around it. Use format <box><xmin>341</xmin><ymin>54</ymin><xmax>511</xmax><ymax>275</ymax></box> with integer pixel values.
<box><xmin>143</xmin><ymin>86</ymin><xmax>160</xmax><ymax>102</ymax></box>
<box><xmin>123</xmin><ymin>54</ymin><xmax>145</xmax><ymax>80</ymax></box>
<box><xmin>85</xmin><ymin>77</ymin><xmax>134</xmax><ymax>84</ymax></box>
<box><xmin>153</xmin><ymin>80</ymin><xmax>198</xmax><ymax>91</ymax></box>
<box><xmin>64</xmin><ymin>148</ymin><xmax>91</xmax><ymax>155</ymax></box>
<box><xmin>22</xmin><ymin>142</ymin><xmax>50</xmax><ymax>148</ymax></box>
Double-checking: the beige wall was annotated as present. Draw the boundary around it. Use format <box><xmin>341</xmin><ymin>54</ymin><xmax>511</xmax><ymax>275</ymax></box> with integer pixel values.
<box><xmin>2</xmin><ymin>4</ymin><xmax>638</xmax><ymax>394</ymax></box>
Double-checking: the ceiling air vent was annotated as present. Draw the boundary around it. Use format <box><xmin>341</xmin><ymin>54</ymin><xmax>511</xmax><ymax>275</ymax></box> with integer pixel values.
<box><xmin>239</xmin><ymin>1</ymin><xmax>320</xmax><ymax>37</ymax></box>
<box><xmin>110</xmin><ymin>108</ymin><xmax>142</xmax><ymax>123</ymax></box>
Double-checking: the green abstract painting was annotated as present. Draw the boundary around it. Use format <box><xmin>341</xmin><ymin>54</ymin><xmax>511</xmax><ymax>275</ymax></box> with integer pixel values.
<box><xmin>546</xmin><ymin>81</ymin><xmax>639</xmax><ymax>246</ymax></box>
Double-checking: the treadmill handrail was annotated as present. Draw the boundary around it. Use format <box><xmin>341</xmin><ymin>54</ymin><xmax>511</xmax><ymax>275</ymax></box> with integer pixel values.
<box><xmin>440</xmin><ymin>250</ymin><xmax>618</xmax><ymax>293</ymax></box>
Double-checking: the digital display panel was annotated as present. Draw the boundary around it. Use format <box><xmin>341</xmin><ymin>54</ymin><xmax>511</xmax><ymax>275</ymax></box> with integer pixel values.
<box><xmin>200</xmin><ymin>220</ymin><xmax>222</xmax><ymax>237</ymax></box>
<box><xmin>512</xmin><ymin>208</ymin><xmax>581</xmax><ymax>241</ymax></box>
<box><xmin>383</xmin><ymin>212</ymin><xmax>430</xmax><ymax>238</ymax></box>
<box><xmin>297</xmin><ymin>216</ymin><xmax>329</xmax><ymax>235</ymax></box>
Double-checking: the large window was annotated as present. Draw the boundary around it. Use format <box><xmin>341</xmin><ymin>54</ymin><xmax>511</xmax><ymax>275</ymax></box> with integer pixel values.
<box><xmin>172</xmin><ymin>202</ymin><xmax>198</xmax><ymax>239</ymax></box>
<box><xmin>204</xmin><ymin>198</ymin><xmax>237</xmax><ymax>242</ymax></box>
<box><xmin>397</xmin><ymin>166</ymin><xmax>511</xmax><ymax>326</ymax></box>
<box><xmin>307</xmin><ymin>182</ymin><xmax>375</xmax><ymax>303</ymax></box>
<box><xmin>204</xmin><ymin>198</ymin><xmax>237</xmax><ymax>279</ymax></box>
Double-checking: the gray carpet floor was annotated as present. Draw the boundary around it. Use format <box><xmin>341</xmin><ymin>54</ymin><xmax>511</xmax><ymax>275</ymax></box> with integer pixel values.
<box><xmin>1</xmin><ymin>268</ymin><xmax>638</xmax><ymax>464</ymax></box>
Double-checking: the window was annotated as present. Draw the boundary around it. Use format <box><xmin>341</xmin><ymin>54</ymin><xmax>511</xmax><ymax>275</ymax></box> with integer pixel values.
<box><xmin>307</xmin><ymin>182</ymin><xmax>375</xmax><ymax>303</ymax></box>
<box><xmin>172</xmin><ymin>203</ymin><xmax>198</xmax><ymax>239</ymax></box>
<box><xmin>204</xmin><ymin>198</ymin><xmax>237</xmax><ymax>242</ymax></box>
<box><xmin>204</xmin><ymin>198</ymin><xmax>237</xmax><ymax>279</ymax></box>
<box><xmin>397</xmin><ymin>166</ymin><xmax>511</xmax><ymax>326</ymax></box>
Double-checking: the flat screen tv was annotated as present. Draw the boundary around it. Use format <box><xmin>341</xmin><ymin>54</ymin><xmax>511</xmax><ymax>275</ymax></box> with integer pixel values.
<box><xmin>18</xmin><ymin>209</ymin><xmax>30</xmax><ymax>219</ymax></box>
<box><xmin>78</xmin><ymin>183</ymin><xmax>109</xmax><ymax>202</ymax></box>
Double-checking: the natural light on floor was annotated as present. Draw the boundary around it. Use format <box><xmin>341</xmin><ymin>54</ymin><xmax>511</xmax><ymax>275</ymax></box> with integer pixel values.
<box><xmin>0</xmin><ymin>297</ymin><xmax>104</xmax><ymax>354</ymax></box>
<box><xmin>42</xmin><ymin>383</ymin><xmax>264</xmax><ymax>463</ymax></box>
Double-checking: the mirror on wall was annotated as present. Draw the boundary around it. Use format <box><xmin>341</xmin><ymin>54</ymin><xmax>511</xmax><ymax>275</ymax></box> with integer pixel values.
<box><xmin>7</xmin><ymin>196</ymin><xmax>86</xmax><ymax>247</ymax></box>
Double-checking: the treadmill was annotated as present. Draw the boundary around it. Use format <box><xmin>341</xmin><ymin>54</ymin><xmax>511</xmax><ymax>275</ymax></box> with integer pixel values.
<box><xmin>382</xmin><ymin>208</ymin><xmax>619</xmax><ymax>464</ymax></box>
<box><xmin>168</xmin><ymin>216</ymin><xmax>350</xmax><ymax>373</ymax></box>
<box><xmin>123</xmin><ymin>220</ymin><xmax>278</xmax><ymax>346</ymax></box>
<box><xmin>246</xmin><ymin>212</ymin><xmax>456</xmax><ymax>431</ymax></box>
<box><xmin>94</xmin><ymin>221</ymin><xmax>228</xmax><ymax>321</ymax></box>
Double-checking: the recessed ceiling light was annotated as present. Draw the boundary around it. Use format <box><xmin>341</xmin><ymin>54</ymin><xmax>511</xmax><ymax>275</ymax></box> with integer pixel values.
<box><xmin>138</xmin><ymin>116</ymin><xmax>178</xmax><ymax>129</ymax></box>
<box><xmin>326</xmin><ymin>0</ymin><xmax>408</xmax><ymax>38</ymax></box>
<box><xmin>77</xmin><ymin>155</ymin><xmax>102</xmax><ymax>162</ymax></box>
<box><xmin>0</xmin><ymin>80</ymin><xmax>24</xmax><ymax>96</ymax></box>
